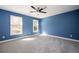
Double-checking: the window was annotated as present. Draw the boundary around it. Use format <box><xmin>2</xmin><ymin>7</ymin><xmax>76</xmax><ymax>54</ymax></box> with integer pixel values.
<box><xmin>10</xmin><ymin>15</ymin><xmax>23</xmax><ymax>35</ymax></box>
<box><xmin>33</xmin><ymin>19</ymin><xmax>39</xmax><ymax>33</ymax></box>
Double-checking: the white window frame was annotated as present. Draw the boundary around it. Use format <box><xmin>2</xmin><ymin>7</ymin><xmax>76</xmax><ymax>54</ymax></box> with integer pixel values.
<box><xmin>33</xmin><ymin>19</ymin><xmax>39</xmax><ymax>33</ymax></box>
<box><xmin>10</xmin><ymin>15</ymin><xmax>23</xmax><ymax>35</ymax></box>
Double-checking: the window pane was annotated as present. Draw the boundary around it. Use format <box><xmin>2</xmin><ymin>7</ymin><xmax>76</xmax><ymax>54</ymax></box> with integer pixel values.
<box><xmin>33</xmin><ymin>20</ymin><xmax>39</xmax><ymax>32</ymax></box>
<box><xmin>10</xmin><ymin>15</ymin><xmax>23</xmax><ymax>35</ymax></box>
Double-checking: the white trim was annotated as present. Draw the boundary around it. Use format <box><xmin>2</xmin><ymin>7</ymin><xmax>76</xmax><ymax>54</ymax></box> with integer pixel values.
<box><xmin>0</xmin><ymin>34</ymin><xmax>40</xmax><ymax>43</ymax></box>
<box><xmin>33</xmin><ymin>19</ymin><xmax>39</xmax><ymax>33</ymax></box>
<box><xmin>10</xmin><ymin>15</ymin><xmax>23</xmax><ymax>36</ymax></box>
<box><xmin>47</xmin><ymin>35</ymin><xmax>79</xmax><ymax>43</ymax></box>
<box><xmin>0</xmin><ymin>34</ymin><xmax>79</xmax><ymax>43</ymax></box>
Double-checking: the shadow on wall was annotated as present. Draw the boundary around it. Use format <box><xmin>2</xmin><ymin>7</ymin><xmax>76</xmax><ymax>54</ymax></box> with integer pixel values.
<box><xmin>41</xmin><ymin>9</ymin><xmax>79</xmax><ymax>40</ymax></box>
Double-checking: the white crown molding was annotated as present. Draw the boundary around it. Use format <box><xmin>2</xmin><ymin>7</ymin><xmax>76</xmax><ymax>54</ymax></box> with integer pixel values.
<box><xmin>0</xmin><ymin>5</ymin><xmax>79</xmax><ymax>18</ymax></box>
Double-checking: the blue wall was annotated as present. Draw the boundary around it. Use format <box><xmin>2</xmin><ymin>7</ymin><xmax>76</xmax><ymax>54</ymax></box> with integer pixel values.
<box><xmin>0</xmin><ymin>9</ymin><xmax>79</xmax><ymax>41</ymax></box>
<box><xmin>0</xmin><ymin>9</ymin><xmax>40</xmax><ymax>41</ymax></box>
<box><xmin>41</xmin><ymin>9</ymin><xmax>79</xmax><ymax>40</ymax></box>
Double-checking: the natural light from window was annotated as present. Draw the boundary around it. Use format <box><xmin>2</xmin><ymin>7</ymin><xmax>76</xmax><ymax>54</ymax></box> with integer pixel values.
<box><xmin>33</xmin><ymin>19</ymin><xmax>39</xmax><ymax>33</ymax></box>
<box><xmin>10</xmin><ymin>15</ymin><xmax>23</xmax><ymax>35</ymax></box>
<box><xmin>22</xmin><ymin>38</ymin><xmax>35</xmax><ymax>41</ymax></box>
<box><xmin>40</xmin><ymin>31</ymin><xmax>48</xmax><ymax>36</ymax></box>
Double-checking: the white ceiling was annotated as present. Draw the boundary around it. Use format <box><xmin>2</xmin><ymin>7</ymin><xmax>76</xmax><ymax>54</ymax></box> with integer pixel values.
<box><xmin>0</xmin><ymin>5</ymin><xmax>79</xmax><ymax>18</ymax></box>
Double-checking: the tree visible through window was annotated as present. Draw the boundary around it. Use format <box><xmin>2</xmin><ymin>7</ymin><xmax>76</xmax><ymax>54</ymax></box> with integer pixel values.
<box><xmin>33</xmin><ymin>20</ymin><xmax>39</xmax><ymax>33</ymax></box>
<box><xmin>10</xmin><ymin>15</ymin><xmax>23</xmax><ymax>35</ymax></box>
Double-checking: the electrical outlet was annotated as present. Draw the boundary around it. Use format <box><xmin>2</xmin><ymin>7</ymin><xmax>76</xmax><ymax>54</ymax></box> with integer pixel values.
<box><xmin>2</xmin><ymin>36</ymin><xmax>5</xmax><ymax>39</ymax></box>
<box><xmin>70</xmin><ymin>35</ymin><xmax>72</xmax><ymax>37</ymax></box>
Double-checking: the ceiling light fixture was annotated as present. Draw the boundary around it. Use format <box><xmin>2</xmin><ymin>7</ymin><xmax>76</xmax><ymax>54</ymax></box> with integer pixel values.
<box><xmin>30</xmin><ymin>6</ymin><xmax>47</xmax><ymax>14</ymax></box>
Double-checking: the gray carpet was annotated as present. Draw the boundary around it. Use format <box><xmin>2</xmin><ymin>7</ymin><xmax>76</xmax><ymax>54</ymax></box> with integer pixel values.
<box><xmin>0</xmin><ymin>35</ymin><xmax>79</xmax><ymax>53</ymax></box>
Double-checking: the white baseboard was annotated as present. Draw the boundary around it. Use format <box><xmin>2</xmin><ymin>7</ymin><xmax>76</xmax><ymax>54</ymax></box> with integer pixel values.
<box><xmin>0</xmin><ymin>34</ymin><xmax>79</xmax><ymax>43</ymax></box>
<box><xmin>0</xmin><ymin>34</ymin><xmax>39</xmax><ymax>43</ymax></box>
<box><xmin>47</xmin><ymin>35</ymin><xmax>79</xmax><ymax>42</ymax></box>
